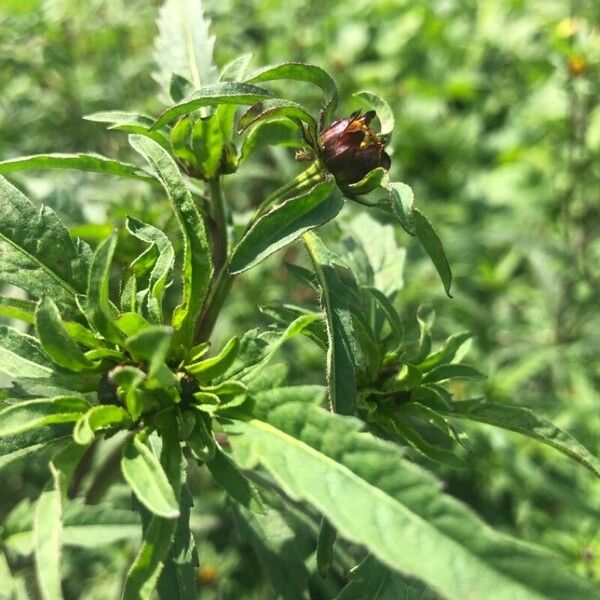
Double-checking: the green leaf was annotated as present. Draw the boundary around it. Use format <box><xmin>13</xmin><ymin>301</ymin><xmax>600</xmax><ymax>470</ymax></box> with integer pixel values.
<box><xmin>126</xmin><ymin>218</ymin><xmax>175</xmax><ymax>324</ymax></box>
<box><xmin>225</xmin><ymin>401</ymin><xmax>599</xmax><ymax>600</ymax></box>
<box><xmin>230</xmin><ymin>181</ymin><xmax>343</xmax><ymax>274</ymax></box>
<box><xmin>413</xmin><ymin>209</ymin><xmax>452</xmax><ymax>297</ymax></box>
<box><xmin>153</xmin><ymin>0</ymin><xmax>218</xmax><ymax>96</ymax></box>
<box><xmin>34</xmin><ymin>482</ymin><xmax>63</xmax><ymax>600</ymax></box>
<box><xmin>122</xmin><ymin>514</ymin><xmax>178</xmax><ymax>600</ymax></box>
<box><xmin>363</xmin><ymin>286</ymin><xmax>404</xmax><ymax>348</ymax></box>
<box><xmin>187</xmin><ymin>336</ymin><xmax>239</xmax><ymax>381</ymax></box>
<box><xmin>123</xmin><ymin>420</ymin><xmax>182</xmax><ymax>600</ymax></box>
<box><xmin>0</xmin><ymin>397</ymin><xmax>89</xmax><ymax>437</ymax></box>
<box><xmin>152</xmin><ymin>82</ymin><xmax>275</xmax><ymax>130</ymax></box>
<box><xmin>121</xmin><ymin>432</ymin><xmax>180</xmax><ymax>519</ymax></box>
<box><xmin>0</xmin><ymin>296</ymin><xmax>36</xmax><ymax>324</ymax></box>
<box><xmin>130</xmin><ymin>135</ymin><xmax>213</xmax><ymax>350</ymax></box>
<box><xmin>421</xmin><ymin>363</ymin><xmax>485</xmax><ymax>383</ymax></box>
<box><xmin>316</xmin><ymin>517</ymin><xmax>336</xmax><ymax>579</ymax></box>
<box><xmin>73</xmin><ymin>405</ymin><xmax>131</xmax><ymax>446</ymax></box>
<box><xmin>0</xmin><ymin>153</ymin><xmax>153</xmax><ymax>182</ymax></box>
<box><xmin>336</xmin><ymin>555</ymin><xmax>440</xmax><ymax>600</ymax></box>
<box><xmin>442</xmin><ymin>399</ymin><xmax>600</xmax><ymax>477</ymax></box>
<box><xmin>240</xmin><ymin>119</ymin><xmax>304</xmax><ymax>163</ymax></box>
<box><xmin>354</xmin><ymin>91</ymin><xmax>395</xmax><ymax>136</ymax></box>
<box><xmin>125</xmin><ymin>325</ymin><xmax>174</xmax><ymax>380</ymax></box>
<box><xmin>34</xmin><ymin>443</ymin><xmax>86</xmax><ymax>600</ymax></box>
<box><xmin>303</xmin><ymin>232</ymin><xmax>361</xmax><ymax>415</ymax></box>
<box><xmin>187</xmin><ymin>409</ymin><xmax>216</xmax><ymax>460</ymax></box>
<box><xmin>232</xmin><ymin>502</ymin><xmax>310</xmax><ymax>600</ymax></box>
<box><xmin>0</xmin><ymin>425</ymin><xmax>71</xmax><ymax>472</ymax></box>
<box><xmin>0</xmin><ymin>176</ymin><xmax>91</xmax><ymax>317</ymax></box>
<box><xmin>0</xmin><ymin>325</ymin><xmax>55</xmax><ymax>379</ymax></box>
<box><xmin>84</xmin><ymin>112</ymin><xmax>171</xmax><ymax>150</ymax></box>
<box><xmin>237</xmin><ymin>98</ymin><xmax>317</xmax><ymax>141</ymax></box>
<box><xmin>36</xmin><ymin>297</ymin><xmax>94</xmax><ymax>372</ymax></box>
<box><xmin>388</xmin><ymin>181</ymin><xmax>416</xmax><ymax>235</ymax></box>
<box><xmin>246</xmin><ymin>62</ymin><xmax>338</xmax><ymax>123</ymax></box>
<box><xmin>419</xmin><ymin>331</ymin><xmax>472</xmax><ymax>371</ymax></box>
<box><xmin>83</xmin><ymin>234</ymin><xmax>122</xmax><ymax>343</ymax></box>
<box><xmin>206</xmin><ymin>447</ymin><xmax>264</xmax><ymax>513</ymax></box>
<box><xmin>3</xmin><ymin>500</ymin><xmax>141</xmax><ymax>555</ymax></box>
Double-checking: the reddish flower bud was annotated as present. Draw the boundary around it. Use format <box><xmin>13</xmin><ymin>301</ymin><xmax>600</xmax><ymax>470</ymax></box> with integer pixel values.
<box><xmin>319</xmin><ymin>111</ymin><xmax>391</xmax><ymax>185</ymax></box>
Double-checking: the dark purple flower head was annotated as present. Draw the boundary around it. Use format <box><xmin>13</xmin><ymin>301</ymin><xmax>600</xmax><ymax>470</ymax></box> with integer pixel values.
<box><xmin>319</xmin><ymin>110</ymin><xmax>391</xmax><ymax>185</ymax></box>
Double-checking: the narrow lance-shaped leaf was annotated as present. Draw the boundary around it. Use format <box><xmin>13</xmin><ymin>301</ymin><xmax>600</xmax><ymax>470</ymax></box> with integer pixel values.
<box><xmin>121</xmin><ymin>432</ymin><xmax>180</xmax><ymax>519</ymax></box>
<box><xmin>123</xmin><ymin>418</ymin><xmax>183</xmax><ymax>600</ymax></box>
<box><xmin>84</xmin><ymin>112</ymin><xmax>171</xmax><ymax>150</ymax></box>
<box><xmin>303</xmin><ymin>232</ymin><xmax>362</xmax><ymax>415</ymax></box>
<box><xmin>230</xmin><ymin>181</ymin><xmax>343</xmax><ymax>274</ymax></box>
<box><xmin>238</xmin><ymin>98</ymin><xmax>318</xmax><ymax>142</ymax></box>
<box><xmin>414</xmin><ymin>209</ymin><xmax>452</xmax><ymax>297</ymax></box>
<box><xmin>152</xmin><ymin>82</ymin><xmax>276</xmax><ymax>130</ymax></box>
<box><xmin>246</xmin><ymin>62</ymin><xmax>338</xmax><ymax>124</ymax></box>
<box><xmin>0</xmin><ymin>153</ymin><xmax>154</xmax><ymax>182</ymax></box>
<box><xmin>130</xmin><ymin>135</ymin><xmax>212</xmax><ymax>350</ymax></box>
<box><xmin>0</xmin><ymin>176</ymin><xmax>91</xmax><ymax>318</ymax></box>
<box><xmin>83</xmin><ymin>234</ymin><xmax>123</xmax><ymax>343</ymax></box>
<box><xmin>0</xmin><ymin>397</ymin><xmax>89</xmax><ymax>438</ymax></box>
<box><xmin>0</xmin><ymin>296</ymin><xmax>36</xmax><ymax>324</ymax></box>
<box><xmin>442</xmin><ymin>399</ymin><xmax>600</xmax><ymax>478</ymax></box>
<box><xmin>36</xmin><ymin>296</ymin><xmax>94</xmax><ymax>372</ymax></box>
<box><xmin>34</xmin><ymin>444</ymin><xmax>86</xmax><ymax>600</ymax></box>
<box><xmin>224</xmin><ymin>398</ymin><xmax>599</xmax><ymax>600</ymax></box>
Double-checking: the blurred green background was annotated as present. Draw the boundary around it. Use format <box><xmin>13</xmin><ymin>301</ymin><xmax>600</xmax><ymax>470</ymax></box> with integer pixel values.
<box><xmin>1</xmin><ymin>0</ymin><xmax>599</xmax><ymax>595</ymax></box>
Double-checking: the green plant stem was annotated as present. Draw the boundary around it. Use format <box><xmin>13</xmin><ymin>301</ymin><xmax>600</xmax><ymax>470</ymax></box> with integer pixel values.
<box><xmin>251</xmin><ymin>161</ymin><xmax>322</xmax><ymax>222</ymax></box>
<box><xmin>208</xmin><ymin>178</ymin><xmax>228</xmax><ymax>273</ymax></box>
<box><xmin>194</xmin><ymin>164</ymin><xmax>325</xmax><ymax>343</ymax></box>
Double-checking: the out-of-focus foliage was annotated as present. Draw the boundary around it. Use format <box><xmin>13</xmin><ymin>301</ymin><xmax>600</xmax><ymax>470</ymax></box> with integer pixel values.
<box><xmin>1</xmin><ymin>0</ymin><xmax>599</xmax><ymax>595</ymax></box>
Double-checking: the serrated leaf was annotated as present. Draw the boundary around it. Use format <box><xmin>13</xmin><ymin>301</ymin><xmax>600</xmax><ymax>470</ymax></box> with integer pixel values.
<box><xmin>246</xmin><ymin>62</ymin><xmax>338</xmax><ymax>125</ymax></box>
<box><xmin>442</xmin><ymin>399</ymin><xmax>600</xmax><ymax>477</ymax></box>
<box><xmin>0</xmin><ymin>153</ymin><xmax>153</xmax><ymax>182</ymax></box>
<box><xmin>225</xmin><ymin>399</ymin><xmax>599</xmax><ymax>600</ymax></box>
<box><xmin>230</xmin><ymin>181</ymin><xmax>343</xmax><ymax>274</ymax></box>
<box><xmin>130</xmin><ymin>135</ymin><xmax>212</xmax><ymax>350</ymax></box>
<box><xmin>152</xmin><ymin>82</ymin><xmax>275</xmax><ymax>129</ymax></box>
<box><xmin>0</xmin><ymin>397</ymin><xmax>89</xmax><ymax>437</ymax></box>
<box><xmin>0</xmin><ymin>176</ymin><xmax>91</xmax><ymax>317</ymax></box>
<box><xmin>303</xmin><ymin>232</ymin><xmax>361</xmax><ymax>415</ymax></box>
<box><xmin>36</xmin><ymin>296</ymin><xmax>94</xmax><ymax>372</ymax></box>
<box><xmin>153</xmin><ymin>0</ymin><xmax>219</xmax><ymax>97</ymax></box>
<box><xmin>413</xmin><ymin>209</ymin><xmax>452</xmax><ymax>297</ymax></box>
<box><xmin>121</xmin><ymin>432</ymin><xmax>180</xmax><ymax>519</ymax></box>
